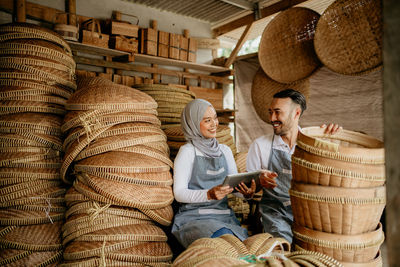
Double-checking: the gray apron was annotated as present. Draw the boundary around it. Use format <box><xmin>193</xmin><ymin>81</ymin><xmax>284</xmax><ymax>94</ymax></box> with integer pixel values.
<box><xmin>172</xmin><ymin>147</ymin><xmax>248</xmax><ymax>248</ymax></box>
<box><xmin>259</xmin><ymin>135</ymin><xmax>294</xmax><ymax>243</ymax></box>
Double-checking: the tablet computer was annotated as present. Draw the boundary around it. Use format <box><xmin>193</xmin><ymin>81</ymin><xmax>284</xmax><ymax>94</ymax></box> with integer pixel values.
<box><xmin>222</xmin><ymin>171</ymin><xmax>262</xmax><ymax>192</ymax></box>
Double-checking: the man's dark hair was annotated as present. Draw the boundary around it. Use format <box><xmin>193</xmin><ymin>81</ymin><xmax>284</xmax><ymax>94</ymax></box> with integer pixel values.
<box><xmin>273</xmin><ymin>89</ymin><xmax>307</xmax><ymax>115</ymax></box>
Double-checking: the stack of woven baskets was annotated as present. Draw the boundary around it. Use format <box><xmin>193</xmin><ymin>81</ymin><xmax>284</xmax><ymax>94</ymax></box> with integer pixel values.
<box><xmin>0</xmin><ymin>23</ymin><xmax>75</xmax><ymax>266</ymax></box>
<box><xmin>173</xmin><ymin>233</ymin><xmax>342</xmax><ymax>266</ymax></box>
<box><xmin>290</xmin><ymin>127</ymin><xmax>386</xmax><ymax>266</ymax></box>
<box><xmin>134</xmin><ymin>84</ymin><xmax>195</xmax><ymax>128</ymax></box>
<box><xmin>59</xmin><ymin>77</ymin><xmax>174</xmax><ymax>266</ymax></box>
<box><xmin>163</xmin><ymin>124</ymin><xmax>236</xmax><ymax>160</ymax></box>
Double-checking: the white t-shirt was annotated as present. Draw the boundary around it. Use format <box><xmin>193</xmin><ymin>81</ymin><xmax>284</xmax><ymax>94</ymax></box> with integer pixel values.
<box><xmin>173</xmin><ymin>143</ymin><xmax>238</xmax><ymax>204</ymax></box>
<box><xmin>246</xmin><ymin>132</ymin><xmax>297</xmax><ymax>172</ymax></box>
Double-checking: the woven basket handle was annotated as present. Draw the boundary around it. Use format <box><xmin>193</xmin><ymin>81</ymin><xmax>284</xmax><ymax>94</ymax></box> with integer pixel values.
<box><xmin>112</xmin><ymin>11</ymin><xmax>139</xmax><ymax>25</ymax></box>
<box><xmin>82</xmin><ymin>18</ymin><xmax>103</xmax><ymax>38</ymax></box>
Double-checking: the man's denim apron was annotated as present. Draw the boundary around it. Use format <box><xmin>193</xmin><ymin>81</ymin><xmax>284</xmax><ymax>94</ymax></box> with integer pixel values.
<box><xmin>172</xmin><ymin>147</ymin><xmax>248</xmax><ymax>248</ymax></box>
<box><xmin>259</xmin><ymin>135</ymin><xmax>294</xmax><ymax>243</ymax></box>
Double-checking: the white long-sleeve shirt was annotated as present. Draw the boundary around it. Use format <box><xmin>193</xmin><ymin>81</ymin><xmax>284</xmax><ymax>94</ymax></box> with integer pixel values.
<box><xmin>173</xmin><ymin>143</ymin><xmax>238</xmax><ymax>204</ymax></box>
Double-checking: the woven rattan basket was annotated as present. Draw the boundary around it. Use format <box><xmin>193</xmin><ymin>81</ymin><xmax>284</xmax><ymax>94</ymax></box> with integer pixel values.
<box><xmin>290</xmin><ymin>182</ymin><xmax>385</xmax><ymax>234</ymax></box>
<box><xmin>314</xmin><ymin>0</ymin><xmax>382</xmax><ymax>75</ymax></box>
<box><xmin>298</xmin><ymin>127</ymin><xmax>384</xmax><ymax>164</ymax></box>
<box><xmin>293</xmin><ymin>222</ymin><xmax>384</xmax><ymax>263</ymax></box>
<box><xmin>292</xmin><ymin>146</ymin><xmax>385</xmax><ymax>187</ymax></box>
<box><xmin>258</xmin><ymin>7</ymin><xmax>321</xmax><ymax>84</ymax></box>
<box><xmin>341</xmin><ymin>250</ymin><xmax>382</xmax><ymax>267</ymax></box>
<box><xmin>251</xmin><ymin>68</ymin><xmax>310</xmax><ymax>123</ymax></box>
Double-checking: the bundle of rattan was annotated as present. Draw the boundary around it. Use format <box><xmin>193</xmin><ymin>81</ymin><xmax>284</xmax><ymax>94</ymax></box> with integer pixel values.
<box><xmin>60</xmin><ymin>77</ymin><xmax>174</xmax><ymax>265</ymax></box>
<box><xmin>290</xmin><ymin>127</ymin><xmax>386</xmax><ymax>266</ymax></box>
<box><xmin>173</xmin><ymin>233</ymin><xmax>342</xmax><ymax>267</ymax></box>
<box><xmin>134</xmin><ymin>84</ymin><xmax>195</xmax><ymax>127</ymax></box>
<box><xmin>164</xmin><ymin>124</ymin><xmax>236</xmax><ymax>160</ymax></box>
<box><xmin>0</xmin><ymin>23</ymin><xmax>75</xmax><ymax>266</ymax></box>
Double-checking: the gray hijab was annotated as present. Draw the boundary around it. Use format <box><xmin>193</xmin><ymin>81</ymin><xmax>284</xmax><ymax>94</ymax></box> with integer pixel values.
<box><xmin>181</xmin><ymin>99</ymin><xmax>222</xmax><ymax>158</ymax></box>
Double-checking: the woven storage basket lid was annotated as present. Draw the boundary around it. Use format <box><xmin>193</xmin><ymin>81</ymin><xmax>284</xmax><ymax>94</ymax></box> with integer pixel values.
<box><xmin>298</xmin><ymin>126</ymin><xmax>384</xmax><ymax>164</ymax></box>
<box><xmin>134</xmin><ymin>83</ymin><xmax>196</xmax><ymax>98</ymax></box>
<box><xmin>0</xmin><ymin>221</ymin><xmax>62</xmax><ymax>249</ymax></box>
<box><xmin>67</xmin><ymin>78</ymin><xmax>157</xmax><ymax>111</ymax></box>
<box><xmin>0</xmin><ymin>22</ymin><xmax>72</xmax><ymax>53</ymax></box>
<box><xmin>0</xmin><ymin>112</ymin><xmax>62</xmax><ymax>133</ymax></box>
<box><xmin>258</xmin><ymin>7</ymin><xmax>321</xmax><ymax>84</ymax></box>
<box><xmin>0</xmin><ymin>250</ymin><xmax>62</xmax><ymax>267</ymax></box>
<box><xmin>0</xmin><ymin>79</ymin><xmax>72</xmax><ymax>99</ymax></box>
<box><xmin>75</xmin><ymin>151</ymin><xmax>170</xmax><ymax>174</ymax></box>
<box><xmin>251</xmin><ymin>68</ymin><xmax>310</xmax><ymax>123</ymax></box>
<box><xmin>78</xmin><ymin>173</ymin><xmax>174</xmax><ymax>210</ymax></box>
<box><xmin>314</xmin><ymin>0</ymin><xmax>382</xmax><ymax>75</ymax></box>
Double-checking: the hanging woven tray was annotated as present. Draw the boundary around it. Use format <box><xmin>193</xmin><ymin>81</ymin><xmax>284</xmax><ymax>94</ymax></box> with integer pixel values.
<box><xmin>293</xmin><ymin>222</ymin><xmax>384</xmax><ymax>263</ymax></box>
<box><xmin>258</xmin><ymin>7</ymin><xmax>321</xmax><ymax>84</ymax></box>
<box><xmin>314</xmin><ymin>0</ymin><xmax>382</xmax><ymax>75</ymax></box>
<box><xmin>251</xmin><ymin>68</ymin><xmax>310</xmax><ymax>123</ymax></box>
<box><xmin>298</xmin><ymin>127</ymin><xmax>384</xmax><ymax>164</ymax></box>
<box><xmin>292</xmin><ymin>146</ymin><xmax>385</xmax><ymax>187</ymax></box>
<box><xmin>290</xmin><ymin>182</ymin><xmax>386</xmax><ymax>235</ymax></box>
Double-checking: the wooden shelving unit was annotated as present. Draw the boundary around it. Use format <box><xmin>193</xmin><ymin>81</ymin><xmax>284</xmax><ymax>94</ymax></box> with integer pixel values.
<box><xmin>67</xmin><ymin>41</ymin><xmax>233</xmax><ymax>85</ymax></box>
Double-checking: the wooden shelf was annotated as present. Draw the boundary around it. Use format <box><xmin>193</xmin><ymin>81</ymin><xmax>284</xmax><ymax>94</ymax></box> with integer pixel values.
<box><xmin>67</xmin><ymin>41</ymin><xmax>232</xmax><ymax>74</ymax></box>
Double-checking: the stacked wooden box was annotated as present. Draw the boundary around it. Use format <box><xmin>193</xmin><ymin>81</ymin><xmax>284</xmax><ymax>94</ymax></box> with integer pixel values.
<box><xmin>106</xmin><ymin>12</ymin><xmax>139</xmax><ymax>53</ymax></box>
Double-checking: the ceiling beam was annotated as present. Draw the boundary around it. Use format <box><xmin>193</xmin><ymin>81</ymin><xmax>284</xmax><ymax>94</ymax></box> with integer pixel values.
<box><xmin>218</xmin><ymin>0</ymin><xmax>254</xmax><ymax>10</ymax></box>
<box><xmin>225</xmin><ymin>22</ymin><xmax>254</xmax><ymax>67</ymax></box>
<box><xmin>213</xmin><ymin>0</ymin><xmax>308</xmax><ymax>37</ymax></box>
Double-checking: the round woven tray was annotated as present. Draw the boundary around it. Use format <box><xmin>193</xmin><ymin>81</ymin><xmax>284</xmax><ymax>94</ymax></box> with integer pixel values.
<box><xmin>292</xmin><ymin>146</ymin><xmax>385</xmax><ymax>188</ymax></box>
<box><xmin>67</xmin><ymin>79</ymin><xmax>157</xmax><ymax>111</ymax></box>
<box><xmin>252</xmin><ymin>68</ymin><xmax>310</xmax><ymax>123</ymax></box>
<box><xmin>134</xmin><ymin>83</ymin><xmax>196</xmax><ymax>98</ymax></box>
<box><xmin>298</xmin><ymin>127</ymin><xmax>385</xmax><ymax>164</ymax></box>
<box><xmin>293</xmin><ymin>222</ymin><xmax>384</xmax><ymax>263</ymax></box>
<box><xmin>0</xmin><ymin>250</ymin><xmax>62</xmax><ymax>267</ymax></box>
<box><xmin>74</xmin><ymin>151</ymin><xmax>170</xmax><ymax>174</ymax></box>
<box><xmin>258</xmin><ymin>7</ymin><xmax>321</xmax><ymax>83</ymax></box>
<box><xmin>0</xmin><ymin>112</ymin><xmax>62</xmax><ymax>134</ymax></box>
<box><xmin>0</xmin><ymin>22</ymin><xmax>72</xmax><ymax>54</ymax></box>
<box><xmin>77</xmin><ymin>172</ymin><xmax>174</xmax><ymax>210</ymax></box>
<box><xmin>290</xmin><ymin>182</ymin><xmax>386</xmax><ymax>235</ymax></box>
<box><xmin>0</xmin><ymin>79</ymin><xmax>72</xmax><ymax>99</ymax></box>
<box><xmin>314</xmin><ymin>0</ymin><xmax>382</xmax><ymax>75</ymax></box>
<box><xmin>0</xmin><ymin>100</ymin><xmax>66</xmax><ymax>116</ymax></box>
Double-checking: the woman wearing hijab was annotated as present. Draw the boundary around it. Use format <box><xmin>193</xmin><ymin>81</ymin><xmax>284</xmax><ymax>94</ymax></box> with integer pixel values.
<box><xmin>171</xmin><ymin>99</ymin><xmax>256</xmax><ymax>248</ymax></box>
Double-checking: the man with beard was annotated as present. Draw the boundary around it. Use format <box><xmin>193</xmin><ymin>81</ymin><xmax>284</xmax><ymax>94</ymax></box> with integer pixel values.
<box><xmin>246</xmin><ymin>89</ymin><xmax>340</xmax><ymax>243</ymax></box>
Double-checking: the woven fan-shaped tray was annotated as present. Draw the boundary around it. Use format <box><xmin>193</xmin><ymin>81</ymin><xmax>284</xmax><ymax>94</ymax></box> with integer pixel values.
<box><xmin>0</xmin><ymin>207</ymin><xmax>64</xmax><ymax>227</ymax></box>
<box><xmin>293</xmin><ymin>222</ymin><xmax>384</xmax><ymax>263</ymax></box>
<box><xmin>252</xmin><ymin>68</ymin><xmax>310</xmax><ymax>123</ymax></box>
<box><xmin>259</xmin><ymin>7</ymin><xmax>321</xmax><ymax>83</ymax></box>
<box><xmin>0</xmin><ymin>221</ymin><xmax>62</xmax><ymax>251</ymax></box>
<box><xmin>76</xmin><ymin>173</ymin><xmax>173</xmax><ymax>210</ymax></box>
<box><xmin>140</xmin><ymin>205</ymin><xmax>174</xmax><ymax>227</ymax></box>
<box><xmin>134</xmin><ymin>83</ymin><xmax>196</xmax><ymax>98</ymax></box>
<box><xmin>75</xmin><ymin>151</ymin><xmax>170</xmax><ymax>174</ymax></box>
<box><xmin>290</xmin><ymin>182</ymin><xmax>386</xmax><ymax>235</ymax></box>
<box><xmin>292</xmin><ymin>146</ymin><xmax>385</xmax><ymax>188</ymax></box>
<box><xmin>0</xmin><ymin>22</ymin><xmax>72</xmax><ymax>54</ymax></box>
<box><xmin>314</xmin><ymin>0</ymin><xmax>382</xmax><ymax>75</ymax></box>
<box><xmin>0</xmin><ymin>249</ymin><xmax>62</xmax><ymax>267</ymax></box>
<box><xmin>298</xmin><ymin>126</ymin><xmax>384</xmax><ymax>164</ymax></box>
<box><xmin>67</xmin><ymin>80</ymin><xmax>157</xmax><ymax>111</ymax></box>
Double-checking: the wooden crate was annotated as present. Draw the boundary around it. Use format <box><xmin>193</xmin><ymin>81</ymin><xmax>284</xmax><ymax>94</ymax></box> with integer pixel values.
<box><xmin>179</xmin><ymin>36</ymin><xmax>189</xmax><ymax>61</ymax></box>
<box><xmin>122</xmin><ymin>75</ymin><xmax>135</xmax><ymax>86</ymax></box>
<box><xmin>158</xmin><ymin>43</ymin><xmax>168</xmax><ymax>58</ymax></box>
<box><xmin>158</xmin><ymin>31</ymin><xmax>169</xmax><ymax>45</ymax></box>
<box><xmin>109</xmin><ymin>36</ymin><xmax>138</xmax><ymax>53</ymax></box>
<box><xmin>140</xmin><ymin>28</ymin><xmax>157</xmax><ymax>56</ymax></box>
<box><xmin>106</xmin><ymin>20</ymin><xmax>139</xmax><ymax>38</ymax></box>
<box><xmin>188</xmin><ymin>38</ymin><xmax>197</xmax><ymax>62</ymax></box>
<box><xmin>169</xmin><ymin>33</ymin><xmax>181</xmax><ymax>60</ymax></box>
<box><xmin>158</xmin><ymin>31</ymin><xmax>169</xmax><ymax>58</ymax></box>
<box><xmin>113</xmin><ymin>74</ymin><xmax>122</xmax><ymax>84</ymax></box>
<box><xmin>189</xmin><ymin>86</ymin><xmax>223</xmax><ymax>110</ymax></box>
<box><xmin>81</xmin><ymin>19</ymin><xmax>109</xmax><ymax>48</ymax></box>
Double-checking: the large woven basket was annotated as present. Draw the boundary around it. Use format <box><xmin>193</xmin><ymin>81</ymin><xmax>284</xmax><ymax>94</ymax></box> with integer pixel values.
<box><xmin>293</xmin><ymin>222</ymin><xmax>384</xmax><ymax>263</ymax></box>
<box><xmin>314</xmin><ymin>0</ymin><xmax>382</xmax><ymax>75</ymax></box>
<box><xmin>297</xmin><ymin>127</ymin><xmax>384</xmax><ymax>164</ymax></box>
<box><xmin>258</xmin><ymin>7</ymin><xmax>321</xmax><ymax>84</ymax></box>
<box><xmin>290</xmin><ymin>182</ymin><xmax>385</xmax><ymax>235</ymax></box>
<box><xmin>292</xmin><ymin>146</ymin><xmax>385</xmax><ymax>187</ymax></box>
<box><xmin>251</xmin><ymin>68</ymin><xmax>310</xmax><ymax>123</ymax></box>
